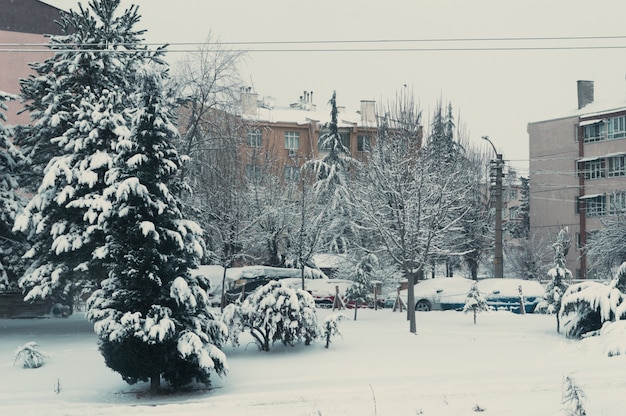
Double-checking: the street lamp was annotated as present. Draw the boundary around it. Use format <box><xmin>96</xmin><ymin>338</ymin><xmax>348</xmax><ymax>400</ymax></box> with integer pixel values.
<box><xmin>482</xmin><ymin>136</ymin><xmax>504</xmax><ymax>278</ymax></box>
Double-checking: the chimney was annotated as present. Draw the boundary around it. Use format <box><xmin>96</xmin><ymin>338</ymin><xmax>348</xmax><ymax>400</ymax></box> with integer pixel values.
<box><xmin>360</xmin><ymin>100</ymin><xmax>376</xmax><ymax>125</ymax></box>
<box><xmin>577</xmin><ymin>80</ymin><xmax>594</xmax><ymax>110</ymax></box>
<box><xmin>241</xmin><ymin>92</ymin><xmax>259</xmax><ymax>116</ymax></box>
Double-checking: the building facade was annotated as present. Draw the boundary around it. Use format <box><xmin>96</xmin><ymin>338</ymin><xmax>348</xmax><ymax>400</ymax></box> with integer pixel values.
<box><xmin>239</xmin><ymin>91</ymin><xmax>380</xmax><ymax>182</ymax></box>
<box><xmin>0</xmin><ymin>0</ymin><xmax>65</xmax><ymax>124</ymax></box>
<box><xmin>528</xmin><ymin>80</ymin><xmax>626</xmax><ymax>278</ymax></box>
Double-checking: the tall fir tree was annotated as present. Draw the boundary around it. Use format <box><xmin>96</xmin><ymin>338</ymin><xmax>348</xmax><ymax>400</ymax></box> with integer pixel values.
<box><xmin>13</xmin><ymin>0</ymin><xmax>149</xmax><ymax>310</ymax></box>
<box><xmin>0</xmin><ymin>92</ymin><xmax>27</xmax><ymax>289</ymax></box>
<box><xmin>87</xmin><ymin>65</ymin><xmax>227</xmax><ymax>393</ymax></box>
<box><xmin>545</xmin><ymin>227</ymin><xmax>572</xmax><ymax>333</ymax></box>
<box><xmin>303</xmin><ymin>90</ymin><xmax>355</xmax><ymax>254</ymax></box>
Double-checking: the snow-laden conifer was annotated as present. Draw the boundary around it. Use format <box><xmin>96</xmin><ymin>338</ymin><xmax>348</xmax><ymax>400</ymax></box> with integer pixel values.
<box><xmin>0</xmin><ymin>92</ymin><xmax>27</xmax><ymax>290</ymax></box>
<box><xmin>302</xmin><ymin>91</ymin><xmax>356</xmax><ymax>254</ymax></box>
<box><xmin>322</xmin><ymin>313</ymin><xmax>346</xmax><ymax>348</ymax></box>
<box><xmin>541</xmin><ymin>228</ymin><xmax>573</xmax><ymax>332</ymax></box>
<box><xmin>87</xmin><ymin>64</ymin><xmax>227</xmax><ymax>393</ymax></box>
<box><xmin>345</xmin><ymin>254</ymin><xmax>378</xmax><ymax>320</ymax></box>
<box><xmin>463</xmin><ymin>282</ymin><xmax>489</xmax><ymax>324</ymax></box>
<box><xmin>13</xmin><ymin>0</ymin><xmax>149</xmax><ymax>311</ymax></box>
<box><xmin>560</xmin><ymin>263</ymin><xmax>626</xmax><ymax>339</ymax></box>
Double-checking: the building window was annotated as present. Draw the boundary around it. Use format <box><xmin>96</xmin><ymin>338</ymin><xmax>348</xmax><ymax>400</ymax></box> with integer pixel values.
<box><xmin>583</xmin><ymin>122</ymin><xmax>604</xmax><ymax>143</ymax></box>
<box><xmin>583</xmin><ymin>159</ymin><xmax>605</xmax><ymax>180</ymax></box>
<box><xmin>357</xmin><ymin>135</ymin><xmax>371</xmax><ymax>152</ymax></box>
<box><xmin>284</xmin><ymin>131</ymin><xmax>300</xmax><ymax>149</ymax></box>
<box><xmin>585</xmin><ymin>194</ymin><xmax>606</xmax><ymax>217</ymax></box>
<box><xmin>246</xmin><ymin>129</ymin><xmax>262</xmax><ymax>147</ymax></box>
<box><xmin>245</xmin><ymin>164</ymin><xmax>261</xmax><ymax>181</ymax></box>
<box><xmin>610</xmin><ymin>191</ymin><xmax>626</xmax><ymax>215</ymax></box>
<box><xmin>283</xmin><ymin>166</ymin><xmax>300</xmax><ymax>182</ymax></box>
<box><xmin>508</xmin><ymin>207</ymin><xmax>519</xmax><ymax>220</ymax></box>
<box><xmin>608</xmin><ymin>115</ymin><xmax>626</xmax><ymax>140</ymax></box>
<box><xmin>608</xmin><ymin>155</ymin><xmax>626</xmax><ymax>177</ymax></box>
<box><xmin>318</xmin><ymin>131</ymin><xmax>350</xmax><ymax>151</ymax></box>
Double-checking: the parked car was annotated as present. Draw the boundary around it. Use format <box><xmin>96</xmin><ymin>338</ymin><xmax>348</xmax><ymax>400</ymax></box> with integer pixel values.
<box><xmin>397</xmin><ymin>277</ymin><xmax>546</xmax><ymax>313</ymax></box>
<box><xmin>398</xmin><ymin>277</ymin><xmax>476</xmax><ymax>311</ymax></box>
<box><xmin>477</xmin><ymin>278</ymin><xmax>545</xmax><ymax>314</ymax></box>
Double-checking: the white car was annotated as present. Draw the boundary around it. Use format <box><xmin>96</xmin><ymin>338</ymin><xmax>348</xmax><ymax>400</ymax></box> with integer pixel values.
<box><xmin>395</xmin><ymin>277</ymin><xmax>545</xmax><ymax>313</ymax></box>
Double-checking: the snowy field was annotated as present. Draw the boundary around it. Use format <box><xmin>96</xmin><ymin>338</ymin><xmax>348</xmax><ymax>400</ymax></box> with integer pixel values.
<box><xmin>1</xmin><ymin>308</ymin><xmax>625</xmax><ymax>416</ymax></box>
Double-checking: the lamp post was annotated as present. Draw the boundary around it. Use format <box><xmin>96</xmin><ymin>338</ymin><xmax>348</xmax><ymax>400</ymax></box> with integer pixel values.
<box><xmin>482</xmin><ymin>136</ymin><xmax>504</xmax><ymax>278</ymax></box>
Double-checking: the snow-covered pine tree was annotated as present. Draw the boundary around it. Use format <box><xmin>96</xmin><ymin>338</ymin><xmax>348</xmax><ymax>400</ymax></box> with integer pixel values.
<box><xmin>0</xmin><ymin>92</ymin><xmax>27</xmax><ymax>290</ymax></box>
<box><xmin>87</xmin><ymin>64</ymin><xmax>227</xmax><ymax>393</ymax></box>
<box><xmin>13</xmin><ymin>0</ymin><xmax>149</xmax><ymax>312</ymax></box>
<box><xmin>223</xmin><ymin>280</ymin><xmax>319</xmax><ymax>351</ymax></box>
<box><xmin>345</xmin><ymin>254</ymin><xmax>378</xmax><ymax>320</ymax></box>
<box><xmin>303</xmin><ymin>91</ymin><xmax>356</xmax><ymax>255</ymax></box>
<box><xmin>545</xmin><ymin>228</ymin><xmax>572</xmax><ymax>333</ymax></box>
<box><xmin>463</xmin><ymin>282</ymin><xmax>489</xmax><ymax>324</ymax></box>
<box><xmin>322</xmin><ymin>313</ymin><xmax>346</xmax><ymax>348</ymax></box>
<box><xmin>562</xmin><ymin>375</ymin><xmax>587</xmax><ymax>416</ymax></box>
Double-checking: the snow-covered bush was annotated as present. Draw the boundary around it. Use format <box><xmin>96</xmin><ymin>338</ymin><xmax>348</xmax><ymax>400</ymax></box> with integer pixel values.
<box><xmin>599</xmin><ymin>320</ymin><xmax>626</xmax><ymax>357</ymax></box>
<box><xmin>536</xmin><ymin>228</ymin><xmax>572</xmax><ymax>332</ymax></box>
<box><xmin>14</xmin><ymin>342</ymin><xmax>48</xmax><ymax>369</ymax></box>
<box><xmin>559</xmin><ymin>264</ymin><xmax>626</xmax><ymax>339</ymax></box>
<box><xmin>322</xmin><ymin>313</ymin><xmax>347</xmax><ymax>348</ymax></box>
<box><xmin>222</xmin><ymin>280</ymin><xmax>319</xmax><ymax>351</ymax></box>
<box><xmin>463</xmin><ymin>282</ymin><xmax>489</xmax><ymax>324</ymax></box>
<box><xmin>562</xmin><ymin>375</ymin><xmax>587</xmax><ymax>416</ymax></box>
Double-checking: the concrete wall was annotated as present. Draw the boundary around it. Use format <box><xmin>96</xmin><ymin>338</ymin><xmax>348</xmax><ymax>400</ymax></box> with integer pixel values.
<box><xmin>528</xmin><ymin>115</ymin><xmax>581</xmax><ymax>274</ymax></box>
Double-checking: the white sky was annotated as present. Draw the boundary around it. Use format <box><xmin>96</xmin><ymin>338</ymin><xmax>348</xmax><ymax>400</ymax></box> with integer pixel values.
<box><xmin>41</xmin><ymin>0</ymin><xmax>626</xmax><ymax>175</ymax></box>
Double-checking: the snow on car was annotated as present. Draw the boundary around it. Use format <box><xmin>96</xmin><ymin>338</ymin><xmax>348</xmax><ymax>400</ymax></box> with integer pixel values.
<box><xmin>396</xmin><ymin>277</ymin><xmax>546</xmax><ymax>313</ymax></box>
<box><xmin>478</xmin><ymin>278</ymin><xmax>545</xmax><ymax>313</ymax></box>
<box><xmin>396</xmin><ymin>277</ymin><xmax>476</xmax><ymax>311</ymax></box>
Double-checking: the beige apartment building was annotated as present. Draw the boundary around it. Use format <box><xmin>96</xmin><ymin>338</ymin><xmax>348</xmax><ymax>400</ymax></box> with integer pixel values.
<box><xmin>239</xmin><ymin>91</ymin><xmax>380</xmax><ymax>181</ymax></box>
<box><xmin>528</xmin><ymin>80</ymin><xmax>626</xmax><ymax>278</ymax></box>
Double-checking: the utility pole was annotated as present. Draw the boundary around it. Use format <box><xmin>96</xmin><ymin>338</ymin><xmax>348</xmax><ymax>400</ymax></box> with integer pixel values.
<box><xmin>482</xmin><ymin>136</ymin><xmax>504</xmax><ymax>278</ymax></box>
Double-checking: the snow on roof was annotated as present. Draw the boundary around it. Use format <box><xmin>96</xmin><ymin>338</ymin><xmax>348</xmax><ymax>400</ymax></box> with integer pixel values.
<box><xmin>242</xmin><ymin>105</ymin><xmax>364</xmax><ymax>128</ymax></box>
<box><xmin>531</xmin><ymin>97</ymin><xmax>626</xmax><ymax>125</ymax></box>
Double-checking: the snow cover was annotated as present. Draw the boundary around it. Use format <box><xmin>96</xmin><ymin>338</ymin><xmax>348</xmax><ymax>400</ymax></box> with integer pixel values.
<box><xmin>2</xmin><ymin>308</ymin><xmax>626</xmax><ymax>415</ymax></box>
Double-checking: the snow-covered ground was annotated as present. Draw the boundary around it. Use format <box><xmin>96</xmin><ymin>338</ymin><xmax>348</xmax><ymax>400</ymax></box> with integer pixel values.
<box><xmin>1</xmin><ymin>308</ymin><xmax>625</xmax><ymax>415</ymax></box>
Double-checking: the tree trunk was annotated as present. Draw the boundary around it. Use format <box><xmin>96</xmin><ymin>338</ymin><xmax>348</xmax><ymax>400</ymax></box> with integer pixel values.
<box><xmin>150</xmin><ymin>373</ymin><xmax>161</xmax><ymax>395</ymax></box>
<box><xmin>407</xmin><ymin>271</ymin><xmax>417</xmax><ymax>334</ymax></box>
<box><xmin>220</xmin><ymin>266</ymin><xmax>228</xmax><ymax>313</ymax></box>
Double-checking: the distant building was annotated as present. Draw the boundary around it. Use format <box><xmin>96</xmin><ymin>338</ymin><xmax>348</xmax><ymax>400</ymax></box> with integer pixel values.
<box><xmin>239</xmin><ymin>91</ymin><xmax>381</xmax><ymax>179</ymax></box>
<box><xmin>0</xmin><ymin>0</ymin><xmax>65</xmax><ymax>124</ymax></box>
<box><xmin>528</xmin><ymin>80</ymin><xmax>626</xmax><ymax>278</ymax></box>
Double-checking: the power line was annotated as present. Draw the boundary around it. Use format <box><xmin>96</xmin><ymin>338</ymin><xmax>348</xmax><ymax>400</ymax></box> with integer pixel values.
<box><xmin>4</xmin><ymin>34</ymin><xmax>626</xmax><ymax>53</ymax></box>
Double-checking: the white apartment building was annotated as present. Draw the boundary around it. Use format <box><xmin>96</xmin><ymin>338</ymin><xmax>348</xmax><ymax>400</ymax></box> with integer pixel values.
<box><xmin>528</xmin><ymin>80</ymin><xmax>626</xmax><ymax>278</ymax></box>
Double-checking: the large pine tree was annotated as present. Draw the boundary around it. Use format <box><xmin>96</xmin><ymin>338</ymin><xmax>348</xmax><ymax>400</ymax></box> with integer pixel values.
<box><xmin>303</xmin><ymin>91</ymin><xmax>355</xmax><ymax>254</ymax></box>
<box><xmin>87</xmin><ymin>65</ymin><xmax>227</xmax><ymax>393</ymax></box>
<box><xmin>0</xmin><ymin>92</ymin><xmax>27</xmax><ymax>289</ymax></box>
<box><xmin>13</xmin><ymin>0</ymin><xmax>148</xmax><ymax>310</ymax></box>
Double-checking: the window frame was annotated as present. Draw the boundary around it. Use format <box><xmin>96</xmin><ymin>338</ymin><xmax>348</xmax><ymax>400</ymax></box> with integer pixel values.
<box><xmin>246</xmin><ymin>128</ymin><xmax>262</xmax><ymax>148</ymax></box>
<box><xmin>608</xmin><ymin>155</ymin><xmax>626</xmax><ymax>177</ymax></box>
<box><xmin>585</xmin><ymin>194</ymin><xmax>606</xmax><ymax>217</ymax></box>
<box><xmin>357</xmin><ymin>135</ymin><xmax>371</xmax><ymax>152</ymax></box>
<box><xmin>284</xmin><ymin>131</ymin><xmax>300</xmax><ymax>150</ymax></box>
<box><xmin>583</xmin><ymin>159</ymin><xmax>605</xmax><ymax>180</ymax></box>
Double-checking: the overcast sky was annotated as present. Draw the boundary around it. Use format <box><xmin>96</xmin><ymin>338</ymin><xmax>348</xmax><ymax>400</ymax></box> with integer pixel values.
<box><xmin>42</xmin><ymin>0</ymin><xmax>626</xmax><ymax>175</ymax></box>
